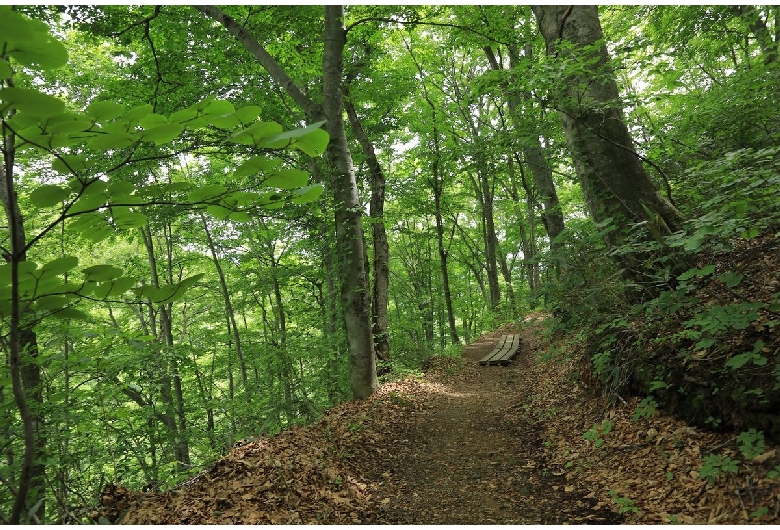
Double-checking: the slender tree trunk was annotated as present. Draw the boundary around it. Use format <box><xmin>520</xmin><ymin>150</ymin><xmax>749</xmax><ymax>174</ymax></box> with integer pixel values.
<box><xmin>485</xmin><ymin>45</ymin><xmax>565</xmax><ymax>253</ymax></box>
<box><xmin>200</xmin><ymin>214</ymin><xmax>248</xmax><ymax>392</ymax></box>
<box><xmin>407</xmin><ymin>47</ymin><xmax>460</xmax><ymax>344</ymax></box>
<box><xmin>195</xmin><ymin>4</ymin><xmax>376</xmax><ymax>399</ymax></box>
<box><xmin>344</xmin><ymin>101</ymin><xmax>391</xmax><ymax>361</ymax></box>
<box><xmin>322</xmin><ymin>5</ymin><xmax>376</xmax><ymax>399</ymax></box>
<box><xmin>140</xmin><ymin>226</ymin><xmax>190</xmax><ymax>469</ymax></box>
<box><xmin>2</xmin><ymin>108</ymin><xmax>45</xmax><ymax>524</ymax></box>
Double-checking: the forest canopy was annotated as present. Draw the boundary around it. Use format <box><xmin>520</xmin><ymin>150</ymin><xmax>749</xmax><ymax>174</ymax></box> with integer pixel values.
<box><xmin>1</xmin><ymin>5</ymin><xmax>779</xmax><ymax>523</ymax></box>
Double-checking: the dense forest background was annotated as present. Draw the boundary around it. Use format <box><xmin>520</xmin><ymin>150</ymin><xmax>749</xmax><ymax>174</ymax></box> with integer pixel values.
<box><xmin>1</xmin><ymin>5</ymin><xmax>779</xmax><ymax>523</ymax></box>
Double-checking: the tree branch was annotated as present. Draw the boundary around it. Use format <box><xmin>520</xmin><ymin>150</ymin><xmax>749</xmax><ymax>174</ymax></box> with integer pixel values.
<box><xmin>192</xmin><ymin>5</ymin><xmax>322</xmax><ymax>120</ymax></box>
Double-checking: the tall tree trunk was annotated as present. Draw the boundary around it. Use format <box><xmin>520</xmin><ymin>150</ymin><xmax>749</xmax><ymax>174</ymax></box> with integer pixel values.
<box><xmin>2</xmin><ymin>107</ymin><xmax>45</xmax><ymax>523</ymax></box>
<box><xmin>484</xmin><ymin>45</ymin><xmax>565</xmax><ymax>253</ymax></box>
<box><xmin>469</xmin><ymin>161</ymin><xmax>502</xmax><ymax>310</ymax></box>
<box><xmin>200</xmin><ymin>214</ymin><xmax>248</xmax><ymax>393</ymax></box>
<box><xmin>344</xmin><ymin>101</ymin><xmax>391</xmax><ymax>361</ymax></box>
<box><xmin>195</xmin><ymin>4</ymin><xmax>376</xmax><ymax>399</ymax></box>
<box><xmin>140</xmin><ymin>226</ymin><xmax>190</xmax><ymax>469</ymax></box>
<box><xmin>406</xmin><ymin>46</ymin><xmax>460</xmax><ymax>344</ymax></box>
<box><xmin>531</xmin><ymin>5</ymin><xmax>683</xmax><ymax>239</ymax></box>
<box><xmin>322</xmin><ymin>5</ymin><xmax>376</xmax><ymax>399</ymax></box>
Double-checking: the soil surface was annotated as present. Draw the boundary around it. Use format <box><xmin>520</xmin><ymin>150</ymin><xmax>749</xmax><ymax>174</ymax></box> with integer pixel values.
<box><xmin>100</xmin><ymin>316</ymin><xmax>780</xmax><ymax>524</ymax></box>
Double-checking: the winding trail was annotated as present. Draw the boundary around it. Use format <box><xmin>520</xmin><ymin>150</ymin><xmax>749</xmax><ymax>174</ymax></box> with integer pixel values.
<box><xmin>364</xmin><ymin>325</ymin><xmax>613</xmax><ymax>524</ymax></box>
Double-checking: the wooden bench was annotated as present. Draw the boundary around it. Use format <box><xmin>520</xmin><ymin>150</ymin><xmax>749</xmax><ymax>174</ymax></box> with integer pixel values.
<box><xmin>478</xmin><ymin>334</ymin><xmax>521</xmax><ymax>366</ymax></box>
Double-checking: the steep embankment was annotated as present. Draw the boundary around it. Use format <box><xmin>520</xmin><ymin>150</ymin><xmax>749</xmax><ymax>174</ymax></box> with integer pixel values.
<box><xmin>98</xmin><ymin>316</ymin><xmax>780</xmax><ymax>524</ymax></box>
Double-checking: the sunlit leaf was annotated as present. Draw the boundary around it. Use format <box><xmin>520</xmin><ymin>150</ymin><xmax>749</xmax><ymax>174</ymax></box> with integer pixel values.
<box><xmin>229</xmin><ymin>121</ymin><xmax>283</xmax><ymax>145</ymax></box>
<box><xmin>263</xmin><ymin>168</ymin><xmax>309</xmax><ymax>189</ymax></box>
<box><xmin>291</xmin><ymin>184</ymin><xmax>324</xmax><ymax>204</ymax></box>
<box><xmin>52</xmin><ymin>155</ymin><xmax>88</xmax><ymax>175</ymax></box>
<box><xmin>141</xmin><ymin>123</ymin><xmax>184</xmax><ymax>145</ymax></box>
<box><xmin>85</xmin><ymin>100</ymin><xmax>126</xmax><ymax>121</ymax></box>
<box><xmin>82</xmin><ymin>264</ymin><xmax>124</xmax><ymax>282</ymax></box>
<box><xmin>188</xmin><ymin>185</ymin><xmax>227</xmax><ymax>203</ymax></box>
<box><xmin>30</xmin><ymin>185</ymin><xmax>70</xmax><ymax>208</ymax></box>
<box><xmin>41</xmin><ymin>256</ymin><xmax>79</xmax><ymax>274</ymax></box>
<box><xmin>87</xmin><ymin>132</ymin><xmax>134</xmax><ymax>150</ymax></box>
<box><xmin>1</xmin><ymin>87</ymin><xmax>65</xmax><ymax>117</ymax></box>
<box><xmin>123</xmin><ymin>103</ymin><xmax>154</xmax><ymax>124</ymax></box>
<box><xmin>234</xmin><ymin>156</ymin><xmax>282</xmax><ymax>177</ymax></box>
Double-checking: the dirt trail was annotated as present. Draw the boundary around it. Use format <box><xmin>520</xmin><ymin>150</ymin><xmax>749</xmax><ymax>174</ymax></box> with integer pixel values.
<box><xmin>365</xmin><ymin>324</ymin><xmax>615</xmax><ymax>524</ymax></box>
<box><xmin>110</xmin><ymin>317</ymin><xmax>780</xmax><ymax>524</ymax></box>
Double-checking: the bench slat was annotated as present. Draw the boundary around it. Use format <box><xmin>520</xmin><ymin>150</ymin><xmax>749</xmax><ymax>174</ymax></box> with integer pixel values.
<box><xmin>478</xmin><ymin>334</ymin><xmax>521</xmax><ymax>366</ymax></box>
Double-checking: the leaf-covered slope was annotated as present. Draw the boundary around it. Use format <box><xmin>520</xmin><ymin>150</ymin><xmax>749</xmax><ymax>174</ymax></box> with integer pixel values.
<box><xmin>97</xmin><ymin>316</ymin><xmax>780</xmax><ymax>524</ymax></box>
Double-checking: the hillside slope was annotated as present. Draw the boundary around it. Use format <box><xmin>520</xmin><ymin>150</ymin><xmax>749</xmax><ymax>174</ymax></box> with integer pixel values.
<box><xmin>97</xmin><ymin>317</ymin><xmax>780</xmax><ymax>524</ymax></box>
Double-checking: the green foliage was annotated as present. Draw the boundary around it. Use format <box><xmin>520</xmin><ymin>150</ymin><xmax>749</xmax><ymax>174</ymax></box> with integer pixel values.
<box><xmin>735</xmin><ymin>429</ymin><xmax>765</xmax><ymax>460</ymax></box>
<box><xmin>608</xmin><ymin>489</ymin><xmax>638</xmax><ymax>514</ymax></box>
<box><xmin>583</xmin><ymin>419</ymin><xmax>614</xmax><ymax>448</ymax></box>
<box><xmin>698</xmin><ymin>454</ymin><xmax>739</xmax><ymax>484</ymax></box>
<box><xmin>632</xmin><ymin>397</ymin><xmax>658</xmax><ymax>421</ymax></box>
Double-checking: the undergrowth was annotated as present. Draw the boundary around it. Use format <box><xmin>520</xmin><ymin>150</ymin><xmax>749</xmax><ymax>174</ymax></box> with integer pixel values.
<box><xmin>544</xmin><ymin>146</ymin><xmax>780</xmax><ymax>442</ymax></box>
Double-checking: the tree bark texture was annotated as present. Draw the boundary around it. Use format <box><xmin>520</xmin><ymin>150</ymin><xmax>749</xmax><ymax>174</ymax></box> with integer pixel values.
<box><xmin>531</xmin><ymin>5</ymin><xmax>684</xmax><ymax>240</ymax></box>
<box><xmin>195</xmin><ymin>4</ymin><xmax>377</xmax><ymax>399</ymax></box>
<box><xmin>2</xmin><ymin>108</ymin><xmax>46</xmax><ymax>523</ymax></box>
<box><xmin>484</xmin><ymin>45</ymin><xmax>565</xmax><ymax>252</ymax></box>
<box><xmin>322</xmin><ymin>5</ymin><xmax>377</xmax><ymax>399</ymax></box>
<box><xmin>344</xmin><ymin>101</ymin><xmax>391</xmax><ymax>361</ymax></box>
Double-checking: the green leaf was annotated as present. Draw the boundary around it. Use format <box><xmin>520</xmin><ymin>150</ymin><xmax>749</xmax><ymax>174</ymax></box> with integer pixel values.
<box><xmin>263</xmin><ymin>168</ymin><xmax>309</xmax><ymax>189</ymax></box>
<box><xmin>140</xmin><ymin>123</ymin><xmax>184</xmax><ymax>145</ymax></box>
<box><xmin>233</xmin><ymin>105</ymin><xmax>262</xmax><ymax>124</ymax></box>
<box><xmin>209</xmin><ymin>113</ymin><xmax>241</xmax><ymax>129</ymax></box>
<box><xmin>107</xmin><ymin>181</ymin><xmax>135</xmax><ymax>197</ymax></box>
<box><xmin>188</xmin><ymin>185</ymin><xmax>227</xmax><ymax>203</ymax></box>
<box><xmin>258</xmin><ymin>192</ymin><xmax>286</xmax><ymax>209</ymax></box>
<box><xmin>169</xmin><ymin>106</ymin><xmax>198</xmax><ymax>124</ymax></box>
<box><xmin>87</xmin><ymin>132</ymin><xmax>134</xmax><ymax>150</ymax></box>
<box><xmin>69</xmin><ymin>213</ymin><xmax>112</xmax><ymax>243</ymax></box>
<box><xmin>228</xmin><ymin>121</ymin><xmax>283</xmax><ymax>145</ymax></box>
<box><xmin>134</xmin><ymin>273</ymin><xmax>204</xmax><ymax>305</ymax></box>
<box><xmin>201</xmin><ymin>99</ymin><xmax>235</xmax><ymax>116</ymax></box>
<box><xmin>29</xmin><ymin>185</ymin><xmax>70</xmax><ymax>208</ymax></box>
<box><xmin>291</xmin><ymin>184</ymin><xmax>324</xmax><ymax>204</ymax></box>
<box><xmin>259</xmin><ymin>120</ymin><xmax>328</xmax><ymax>151</ymax></box>
<box><xmin>69</xmin><ymin>191</ymin><xmax>106</xmax><ymax>214</ymax></box>
<box><xmin>41</xmin><ymin>256</ymin><xmax>79</xmax><ymax>274</ymax></box>
<box><xmin>138</xmin><ymin>113</ymin><xmax>168</xmax><ymax>128</ymax></box>
<box><xmin>111</xmin><ymin>209</ymin><xmax>148</xmax><ymax>229</ymax></box>
<box><xmin>106</xmin><ymin>277</ymin><xmax>136</xmax><ymax>297</ymax></box>
<box><xmin>52</xmin><ymin>155</ymin><xmax>88</xmax><ymax>175</ymax></box>
<box><xmin>82</xmin><ymin>264</ymin><xmax>123</xmax><ymax>282</ymax></box>
<box><xmin>34</xmin><ymin>295</ymin><xmax>71</xmax><ymax>312</ymax></box>
<box><xmin>85</xmin><ymin>101</ymin><xmax>126</xmax><ymax>121</ymax></box>
<box><xmin>677</xmin><ymin>265</ymin><xmax>716</xmax><ymax>282</ymax></box>
<box><xmin>123</xmin><ymin>103</ymin><xmax>153</xmax><ymax>124</ymax></box>
<box><xmin>726</xmin><ymin>353</ymin><xmax>754</xmax><ymax>369</ymax></box>
<box><xmin>1</xmin><ymin>87</ymin><xmax>65</xmax><ymax>117</ymax></box>
<box><xmin>223</xmin><ymin>191</ymin><xmax>261</xmax><ymax>208</ymax></box>
<box><xmin>740</xmin><ymin>227</ymin><xmax>760</xmax><ymax>239</ymax></box>
<box><xmin>0</xmin><ymin>11</ymin><xmax>68</xmax><ymax>70</ymax></box>
<box><xmin>46</xmin><ymin>116</ymin><xmax>93</xmax><ymax>134</ymax></box>
<box><xmin>205</xmin><ymin>204</ymin><xmax>252</xmax><ymax>222</ymax></box>
<box><xmin>720</xmin><ymin>272</ymin><xmax>744</xmax><ymax>288</ymax></box>
<box><xmin>235</xmin><ymin>156</ymin><xmax>282</xmax><ymax>177</ymax></box>
<box><xmin>0</xmin><ymin>58</ymin><xmax>11</xmax><ymax>79</ymax></box>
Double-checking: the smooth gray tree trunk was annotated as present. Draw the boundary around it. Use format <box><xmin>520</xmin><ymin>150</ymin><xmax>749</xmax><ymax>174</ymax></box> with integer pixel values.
<box><xmin>531</xmin><ymin>5</ymin><xmax>684</xmax><ymax>240</ymax></box>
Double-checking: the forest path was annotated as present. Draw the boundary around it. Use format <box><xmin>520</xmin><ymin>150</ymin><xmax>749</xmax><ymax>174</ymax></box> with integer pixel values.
<box><xmin>112</xmin><ymin>315</ymin><xmax>778</xmax><ymax>524</ymax></box>
<box><xmin>364</xmin><ymin>322</ymin><xmax>613</xmax><ymax>524</ymax></box>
